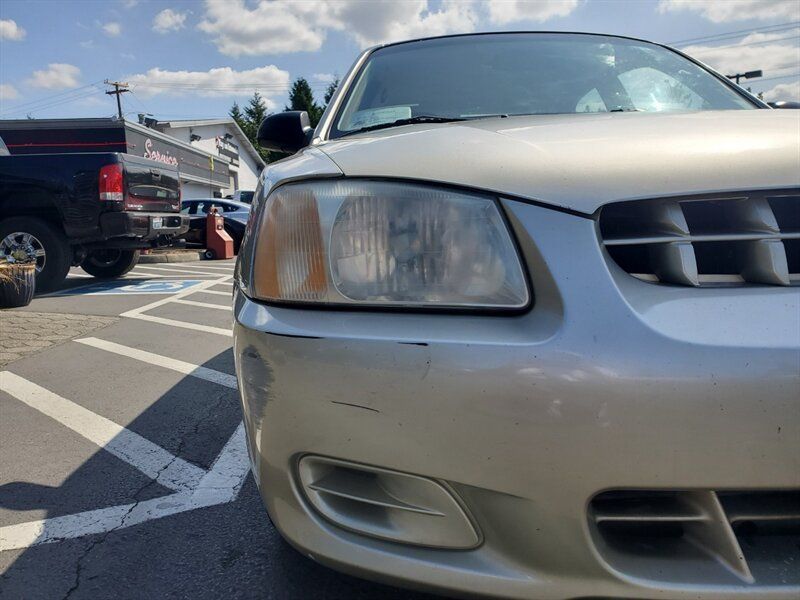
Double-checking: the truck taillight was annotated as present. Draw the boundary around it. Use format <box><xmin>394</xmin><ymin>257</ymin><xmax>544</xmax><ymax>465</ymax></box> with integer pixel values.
<box><xmin>98</xmin><ymin>163</ymin><xmax>124</xmax><ymax>201</ymax></box>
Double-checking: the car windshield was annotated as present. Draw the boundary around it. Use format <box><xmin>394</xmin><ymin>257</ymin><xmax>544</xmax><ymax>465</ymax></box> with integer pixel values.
<box><xmin>332</xmin><ymin>33</ymin><xmax>755</xmax><ymax>137</ymax></box>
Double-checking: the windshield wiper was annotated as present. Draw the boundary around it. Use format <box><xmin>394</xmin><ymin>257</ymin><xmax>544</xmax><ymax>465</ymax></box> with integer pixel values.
<box><xmin>341</xmin><ymin>115</ymin><xmax>468</xmax><ymax>137</ymax></box>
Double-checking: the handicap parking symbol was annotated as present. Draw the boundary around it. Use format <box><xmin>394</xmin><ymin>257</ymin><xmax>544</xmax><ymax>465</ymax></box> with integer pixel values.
<box><xmin>53</xmin><ymin>279</ymin><xmax>205</xmax><ymax>296</ymax></box>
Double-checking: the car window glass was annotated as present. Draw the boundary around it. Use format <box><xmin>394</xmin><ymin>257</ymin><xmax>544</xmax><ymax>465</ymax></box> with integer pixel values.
<box><xmin>618</xmin><ymin>67</ymin><xmax>706</xmax><ymax>111</ymax></box>
<box><xmin>576</xmin><ymin>88</ymin><xmax>607</xmax><ymax>112</ymax></box>
<box><xmin>333</xmin><ymin>34</ymin><xmax>754</xmax><ymax>136</ymax></box>
<box><xmin>180</xmin><ymin>202</ymin><xmax>192</xmax><ymax>214</ymax></box>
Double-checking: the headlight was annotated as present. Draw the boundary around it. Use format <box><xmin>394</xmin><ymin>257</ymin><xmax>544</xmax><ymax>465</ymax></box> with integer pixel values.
<box><xmin>249</xmin><ymin>180</ymin><xmax>529</xmax><ymax>310</ymax></box>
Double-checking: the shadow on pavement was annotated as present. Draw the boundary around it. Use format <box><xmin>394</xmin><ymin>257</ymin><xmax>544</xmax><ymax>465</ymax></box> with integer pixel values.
<box><xmin>0</xmin><ymin>349</ymin><xmax>442</xmax><ymax>600</ymax></box>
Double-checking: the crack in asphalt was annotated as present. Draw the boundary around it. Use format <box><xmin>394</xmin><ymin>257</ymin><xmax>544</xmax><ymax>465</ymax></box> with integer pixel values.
<box><xmin>61</xmin><ymin>386</ymin><xmax>235</xmax><ymax>599</ymax></box>
<box><xmin>62</xmin><ymin>452</ymin><xmax>179</xmax><ymax>600</ymax></box>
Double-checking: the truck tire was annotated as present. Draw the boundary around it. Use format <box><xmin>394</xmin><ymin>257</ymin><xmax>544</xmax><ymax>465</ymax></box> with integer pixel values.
<box><xmin>81</xmin><ymin>249</ymin><xmax>140</xmax><ymax>279</ymax></box>
<box><xmin>0</xmin><ymin>217</ymin><xmax>72</xmax><ymax>293</ymax></box>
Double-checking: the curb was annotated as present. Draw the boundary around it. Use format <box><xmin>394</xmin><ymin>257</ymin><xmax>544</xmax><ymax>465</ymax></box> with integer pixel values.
<box><xmin>138</xmin><ymin>251</ymin><xmax>205</xmax><ymax>264</ymax></box>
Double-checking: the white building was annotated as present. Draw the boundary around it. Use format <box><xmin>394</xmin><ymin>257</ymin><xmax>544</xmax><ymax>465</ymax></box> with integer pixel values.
<box><xmin>155</xmin><ymin>119</ymin><xmax>265</xmax><ymax>199</ymax></box>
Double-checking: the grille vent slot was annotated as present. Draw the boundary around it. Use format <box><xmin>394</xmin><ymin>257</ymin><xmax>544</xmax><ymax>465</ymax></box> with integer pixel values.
<box><xmin>589</xmin><ymin>489</ymin><xmax>800</xmax><ymax>586</ymax></box>
<box><xmin>600</xmin><ymin>190</ymin><xmax>800</xmax><ymax>286</ymax></box>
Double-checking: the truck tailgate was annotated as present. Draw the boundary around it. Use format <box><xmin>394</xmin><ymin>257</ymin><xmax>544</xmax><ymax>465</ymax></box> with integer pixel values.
<box><xmin>121</xmin><ymin>154</ymin><xmax>181</xmax><ymax>213</ymax></box>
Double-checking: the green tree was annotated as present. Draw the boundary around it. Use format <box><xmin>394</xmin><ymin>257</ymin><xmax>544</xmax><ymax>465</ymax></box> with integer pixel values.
<box><xmin>324</xmin><ymin>78</ymin><xmax>339</xmax><ymax>106</ymax></box>
<box><xmin>230</xmin><ymin>92</ymin><xmax>274</xmax><ymax>163</ymax></box>
<box><xmin>286</xmin><ymin>77</ymin><xmax>323</xmax><ymax>126</ymax></box>
<box><xmin>229</xmin><ymin>101</ymin><xmax>248</xmax><ymax>136</ymax></box>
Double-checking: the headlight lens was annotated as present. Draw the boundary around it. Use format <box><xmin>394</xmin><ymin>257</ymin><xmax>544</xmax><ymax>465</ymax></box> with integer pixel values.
<box><xmin>251</xmin><ymin>180</ymin><xmax>529</xmax><ymax>309</ymax></box>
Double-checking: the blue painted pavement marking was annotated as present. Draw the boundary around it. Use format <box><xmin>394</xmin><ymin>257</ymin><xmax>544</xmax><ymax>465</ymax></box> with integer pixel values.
<box><xmin>50</xmin><ymin>279</ymin><xmax>205</xmax><ymax>296</ymax></box>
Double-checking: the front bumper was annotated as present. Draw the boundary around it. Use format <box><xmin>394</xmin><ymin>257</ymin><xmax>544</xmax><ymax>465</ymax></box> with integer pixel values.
<box><xmin>99</xmin><ymin>212</ymin><xmax>189</xmax><ymax>242</ymax></box>
<box><xmin>233</xmin><ymin>199</ymin><xmax>800</xmax><ymax>599</ymax></box>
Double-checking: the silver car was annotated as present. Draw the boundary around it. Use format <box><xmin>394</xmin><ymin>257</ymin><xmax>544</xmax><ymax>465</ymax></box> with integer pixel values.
<box><xmin>233</xmin><ymin>32</ymin><xmax>800</xmax><ymax>599</ymax></box>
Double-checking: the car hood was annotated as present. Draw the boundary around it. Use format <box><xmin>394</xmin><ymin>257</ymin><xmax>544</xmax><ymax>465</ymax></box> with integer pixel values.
<box><xmin>317</xmin><ymin>110</ymin><xmax>800</xmax><ymax>214</ymax></box>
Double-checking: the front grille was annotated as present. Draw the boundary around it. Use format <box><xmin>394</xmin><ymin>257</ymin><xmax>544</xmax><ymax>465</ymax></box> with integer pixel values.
<box><xmin>599</xmin><ymin>190</ymin><xmax>800</xmax><ymax>286</ymax></box>
<box><xmin>589</xmin><ymin>489</ymin><xmax>800</xmax><ymax>586</ymax></box>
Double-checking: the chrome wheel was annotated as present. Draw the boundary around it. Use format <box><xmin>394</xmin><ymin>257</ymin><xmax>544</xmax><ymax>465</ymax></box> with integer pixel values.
<box><xmin>1</xmin><ymin>231</ymin><xmax>46</xmax><ymax>272</ymax></box>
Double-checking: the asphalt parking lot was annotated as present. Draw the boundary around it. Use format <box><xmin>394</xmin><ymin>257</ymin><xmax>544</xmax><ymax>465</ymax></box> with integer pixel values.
<box><xmin>0</xmin><ymin>260</ymin><xmax>438</xmax><ymax>600</ymax></box>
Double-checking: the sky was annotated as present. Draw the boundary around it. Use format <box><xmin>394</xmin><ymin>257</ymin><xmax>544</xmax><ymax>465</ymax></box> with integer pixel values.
<box><xmin>1</xmin><ymin>0</ymin><xmax>799</xmax><ymax>121</ymax></box>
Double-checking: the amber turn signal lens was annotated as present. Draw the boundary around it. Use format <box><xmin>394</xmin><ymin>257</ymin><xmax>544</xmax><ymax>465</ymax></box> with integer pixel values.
<box><xmin>253</xmin><ymin>185</ymin><xmax>328</xmax><ymax>302</ymax></box>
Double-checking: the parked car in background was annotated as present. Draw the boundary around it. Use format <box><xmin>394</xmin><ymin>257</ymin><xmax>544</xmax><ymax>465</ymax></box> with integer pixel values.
<box><xmin>180</xmin><ymin>198</ymin><xmax>249</xmax><ymax>253</ymax></box>
<box><xmin>234</xmin><ymin>32</ymin><xmax>800</xmax><ymax>600</ymax></box>
<box><xmin>0</xmin><ymin>137</ymin><xmax>187</xmax><ymax>291</ymax></box>
<box><xmin>228</xmin><ymin>189</ymin><xmax>255</xmax><ymax>203</ymax></box>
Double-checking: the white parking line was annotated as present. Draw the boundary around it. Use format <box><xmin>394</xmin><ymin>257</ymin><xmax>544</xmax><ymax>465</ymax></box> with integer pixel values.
<box><xmin>120</xmin><ymin>274</ymin><xmax>233</xmax><ymax>336</ymax></box>
<box><xmin>0</xmin><ymin>423</ymin><xmax>248</xmax><ymax>551</ymax></box>
<box><xmin>134</xmin><ymin>264</ymin><xmax>230</xmax><ymax>277</ymax></box>
<box><xmin>192</xmin><ymin>423</ymin><xmax>248</xmax><ymax>503</ymax></box>
<box><xmin>0</xmin><ymin>372</ymin><xmax>205</xmax><ymax>492</ymax></box>
<box><xmin>166</xmin><ymin>263</ymin><xmax>236</xmax><ymax>272</ymax></box>
<box><xmin>172</xmin><ymin>298</ymin><xmax>231</xmax><ymax>311</ymax></box>
<box><xmin>125</xmin><ymin>313</ymin><xmax>233</xmax><ymax>336</ymax></box>
<box><xmin>121</xmin><ymin>276</ymin><xmax>229</xmax><ymax>315</ymax></box>
<box><xmin>75</xmin><ymin>338</ymin><xmax>238</xmax><ymax>389</ymax></box>
<box><xmin>193</xmin><ymin>289</ymin><xmax>231</xmax><ymax>297</ymax></box>
<box><xmin>124</xmin><ymin>271</ymin><xmax>197</xmax><ymax>279</ymax></box>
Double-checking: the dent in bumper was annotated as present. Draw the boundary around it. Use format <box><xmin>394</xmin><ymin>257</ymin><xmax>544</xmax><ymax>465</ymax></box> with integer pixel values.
<box><xmin>233</xmin><ymin>200</ymin><xmax>800</xmax><ymax>599</ymax></box>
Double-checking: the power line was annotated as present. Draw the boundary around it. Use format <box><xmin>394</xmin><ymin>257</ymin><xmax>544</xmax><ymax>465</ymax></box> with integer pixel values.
<box><xmin>10</xmin><ymin>90</ymin><xmax>106</xmax><ymax>118</ymax></box>
<box><xmin>0</xmin><ymin>87</ymin><xmax>106</xmax><ymax>117</ymax></box>
<box><xmin>0</xmin><ymin>82</ymin><xmax>103</xmax><ymax>114</ymax></box>
<box><xmin>131</xmin><ymin>84</ymin><xmax>329</xmax><ymax>91</ymax></box>
<box><xmin>751</xmin><ymin>71</ymin><xmax>800</xmax><ymax>84</ymax></box>
<box><xmin>668</xmin><ymin>21</ymin><xmax>800</xmax><ymax>46</ymax></box>
<box><xmin>685</xmin><ymin>34</ymin><xmax>800</xmax><ymax>52</ymax></box>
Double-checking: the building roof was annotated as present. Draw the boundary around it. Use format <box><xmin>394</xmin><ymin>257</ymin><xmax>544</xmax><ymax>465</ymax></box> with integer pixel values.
<box><xmin>156</xmin><ymin>118</ymin><xmax>266</xmax><ymax>169</ymax></box>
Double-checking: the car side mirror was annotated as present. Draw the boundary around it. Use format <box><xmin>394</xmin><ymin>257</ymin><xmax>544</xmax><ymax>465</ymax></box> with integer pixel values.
<box><xmin>257</xmin><ymin>111</ymin><xmax>314</xmax><ymax>153</ymax></box>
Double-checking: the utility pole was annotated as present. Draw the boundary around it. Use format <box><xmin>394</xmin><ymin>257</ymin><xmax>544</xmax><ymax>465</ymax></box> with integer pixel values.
<box><xmin>726</xmin><ymin>70</ymin><xmax>762</xmax><ymax>85</ymax></box>
<box><xmin>104</xmin><ymin>80</ymin><xmax>130</xmax><ymax>120</ymax></box>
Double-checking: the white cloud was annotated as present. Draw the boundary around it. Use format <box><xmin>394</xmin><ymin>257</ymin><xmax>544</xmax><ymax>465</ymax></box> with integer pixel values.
<box><xmin>312</xmin><ymin>73</ymin><xmax>336</xmax><ymax>83</ymax></box>
<box><xmin>102</xmin><ymin>22</ymin><xmax>122</xmax><ymax>37</ymax></box>
<box><xmin>122</xmin><ymin>0</ymin><xmax>139</xmax><ymax>8</ymax></box>
<box><xmin>127</xmin><ymin>65</ymin><xmax>291</xmax><ymax>109</ymax></box>
<box><xmin>331</xmin><ymin>0</ymin><xmax>478</xmax><ymax>48</ymax></box>
<box><xmin>80</xmin><ymin>40</ymin><xmax>94</xmax><ymax>49</ymax></box>
<box><xmin>26</xmin><ymin>63</ymin><xmax>82</xmax><ymax>90</ymax></box>
<box><xmin>0</xmin><ymin>18</ymin><xmax>26</xmax><ymax>41</ymax></box>
<box><xmin>198</xmin><ymin>0</ymin><xmax>584</xmax><ymax>57</ymax></box>
<box><xmin>198</xmin><ymin>0</ymin><xmax>327</xmax><ymax>56</ymax></box>
<box><xmin>658</xmin><ymin>0</ymin><xmax>800</xmax><ymax>23</ymax></box>
<box><xmin>198</xmin><ymin>0</ymin><xmax>483</xmax><ymax>56</ymax></box>
<box><xmin>763</xmin><ymin>80</ymin><xmax>800</xmax><ymax>102</ymax></box>
<box><xmin>153</xmin><ymin>9</ymin><xmax>188</xmax><ymax>34</ymax></box>
<box><xmin>486</xmin><ymin>0</ymin><xmax>579</xmax><ymax>25</ymax></box>
<box><xmin>0</xmin><ymin>84</ymin><xmax>20</xmax><ymax>102</ymax></box>
<box><xmin>681</xmin><ymin>29</ymin><xmax>800</xmax><ymax>78</ymax></box>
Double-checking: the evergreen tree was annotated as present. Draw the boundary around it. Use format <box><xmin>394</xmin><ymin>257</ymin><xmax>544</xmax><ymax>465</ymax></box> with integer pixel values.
<box><xmin>243</xmin><ymin>92</ymin><xmax>268</xmax><ymax>138</ymax></box>
<box><xmin>230</xmin><ymin>92</ymin><xmax>273</xmax><ymax>163</ymax></box>
<box><xmin>229</xmin><ymin>101</ymin><xmax>248</xmax><ymax>137</ymax></box>
<box><xmin>286</xmin><ymin>77</ymin><xmax>323</xmax><ymax>126</ymax></box>
<box><xmin>324</xmin><ymin>78</ymin><xmax>339</xmax><ymax>107</ymax></box>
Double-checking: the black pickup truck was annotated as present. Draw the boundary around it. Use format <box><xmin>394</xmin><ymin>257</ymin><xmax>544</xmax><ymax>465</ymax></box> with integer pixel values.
<box><xmin>0</xmin><ymin>136</ymin><xmax>188</xmax><ymax>291</ymax></box>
